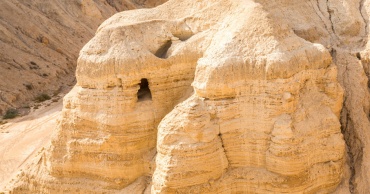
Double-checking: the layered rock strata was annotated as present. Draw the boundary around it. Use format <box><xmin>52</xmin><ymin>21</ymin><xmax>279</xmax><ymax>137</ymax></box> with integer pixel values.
<box><xmin>256</xmin><ymin>1</ymin><xmax>370</xmax><ymax>193</ymax></box>
<box><xmin>0</xmin><ymin>0</ymin><xmax>166</xmax><ymax>115</ymax></box>
<box><xmin>10</xmin><ymin>0</ymin><xmax>370</xmax><ymax>193</ymax></box>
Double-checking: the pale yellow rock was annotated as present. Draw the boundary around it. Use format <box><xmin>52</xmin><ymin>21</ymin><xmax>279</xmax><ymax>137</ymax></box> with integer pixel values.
<box><xmin>8</xmin><ymin>0</ymin><xmax>370</xmax><ymax>193</ymax></box>
<box><xmin>0</xmin><ymin>0</ymin><xmax>167</xmax><ymax>116</ymax></box>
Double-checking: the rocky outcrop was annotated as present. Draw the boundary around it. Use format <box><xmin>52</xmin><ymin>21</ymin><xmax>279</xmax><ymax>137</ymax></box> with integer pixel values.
<box><xmin>256</xmin><ymin>1</ymin><xmax>370</xmax><ymax>193</ymax></box>
<box><xmin>7</xmin><ymin>0</ymin><xmax>370</xmax><ymax>193</ymax></box>
<box><xmin>0</xmin><ymin>0</ymin><xmax>166</xmax><ymax>116</ymax></box>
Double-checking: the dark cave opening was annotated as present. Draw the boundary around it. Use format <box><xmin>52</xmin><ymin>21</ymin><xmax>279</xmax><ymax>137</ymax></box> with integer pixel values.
<box><xmin>356</xmin><ymin>52</ymin><xmax>362</xmax><ymax>60</ymax></box>
<box><xmin>137</xmin><ymin>78</ymin><xmax>152</xmax><ymax>101</ymax></box>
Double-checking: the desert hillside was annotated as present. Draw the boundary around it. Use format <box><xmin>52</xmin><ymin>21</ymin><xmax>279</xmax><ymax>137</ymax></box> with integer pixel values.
<box><xmin>1</xmin><ymin>0</ymin><xmax>370</xmax><ymax>193</ymax></box>
<box><xmin>0</xmin><ymin>0</ymin><xmax>166</xmax><ymax>116</ymax></box>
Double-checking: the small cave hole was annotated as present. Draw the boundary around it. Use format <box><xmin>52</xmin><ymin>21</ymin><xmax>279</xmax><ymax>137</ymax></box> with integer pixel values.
<box><xmin>154</xmin><ymin>40</ymin><xmax>172</xmax><ymax>58</ymax></box>
<box><xmin>356</xmin><ymin>52</ymin><xmax>362</xmax><ymax>60</ymax></box>
<box><xmin>137</xmin><ymin>78</ymin><xmax>152</xmax><ymax>102</ymax></box>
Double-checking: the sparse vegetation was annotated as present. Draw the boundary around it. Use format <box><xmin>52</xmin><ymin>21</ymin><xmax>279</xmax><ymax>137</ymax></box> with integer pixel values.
<box><xmin>53</xmin><ymin>87</ymin><xmax>62</xmax><ymax>96</ymax></box>
<box><xmin>35</xmin><ymin>93</ymin><xmax>51</xmax><ymax>102</ymax></box>
<box><xmin>25</xmin><ymin>84</ymin><xmax>33</xmax><ymax>90</ymax></box>
<box><xmin>3</xmin><ymin>109</ymin><xmax>18</xmax><ymax>119</ymax></box>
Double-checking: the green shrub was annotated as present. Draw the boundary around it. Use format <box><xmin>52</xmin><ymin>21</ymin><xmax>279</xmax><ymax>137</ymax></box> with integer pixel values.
<box><xmin>35</xmin><ymin>93</ymin><xmax>51</xmax><ymax>102</ymax></box>
<box><xmin>3</xmin><ymin>109</ymin><xmax>18</xmax><ymax>119</ymax></box>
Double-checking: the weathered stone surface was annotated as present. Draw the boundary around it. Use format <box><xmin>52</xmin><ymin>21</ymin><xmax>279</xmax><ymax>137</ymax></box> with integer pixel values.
<box><xmin>8</xmin><ymin>0</ymin><xmax>370</xmax><ymax>193</ymax></box>
<box><xmin>0</xmin><ymin>0</ymin><xmax>167</xmax><ymax>116</ymax></box>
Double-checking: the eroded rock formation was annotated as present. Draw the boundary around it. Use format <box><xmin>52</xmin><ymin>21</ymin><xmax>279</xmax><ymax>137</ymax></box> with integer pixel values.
<box><xmin>0</xmin><ymin>0</ymin><xmax>166</xmax><ymax>116</ymax></box>
<box><xmin>7</xmin><ymin>0</ymin><xmax>370</xmax><ymax>193</ymax></box>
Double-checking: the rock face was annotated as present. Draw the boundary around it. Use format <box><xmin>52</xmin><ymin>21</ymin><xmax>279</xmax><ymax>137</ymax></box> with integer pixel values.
<box><xmin>0</xmin><ymin>0</ymin><xmax>166</xmax><ymax>116</ymax></box>
<box><xmin>8</xmin><ymin>0</ymin><xmax>370</xmax><ymax>193</ymax></box>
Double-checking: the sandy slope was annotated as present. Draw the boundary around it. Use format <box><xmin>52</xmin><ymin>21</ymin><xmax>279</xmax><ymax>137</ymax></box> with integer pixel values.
<box><xmin>0</xmin><ymin>100</ymin><xmax>62</xmax><ymax>190</ymax></box>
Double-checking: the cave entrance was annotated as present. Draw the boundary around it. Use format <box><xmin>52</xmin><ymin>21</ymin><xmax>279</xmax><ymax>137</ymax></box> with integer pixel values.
<box><xmin>137</xmin><ymin>78</ymin><xmax>152</xmax><ymax>101</ymax></box>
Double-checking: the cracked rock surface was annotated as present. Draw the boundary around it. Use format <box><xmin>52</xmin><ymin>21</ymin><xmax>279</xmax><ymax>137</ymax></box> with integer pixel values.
<box><xmin>6</xmin><ymin>0</ymin><xmax>370</xmax><ymax>193</ymax></box>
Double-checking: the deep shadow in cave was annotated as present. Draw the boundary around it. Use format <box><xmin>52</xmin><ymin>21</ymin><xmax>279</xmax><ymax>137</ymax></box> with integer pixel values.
<box><xmin>137</xmin><ymin>78</ymin><xmax>152</xmax><ymax>101</ymax></box>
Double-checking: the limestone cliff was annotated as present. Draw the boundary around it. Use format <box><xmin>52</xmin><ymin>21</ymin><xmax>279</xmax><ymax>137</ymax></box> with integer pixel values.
<box><xmin>0</xmin><ymin>0</ymin><xmax>166</xmax><ymax>116</ymax></box>
<box><xmin>7</xmin><ymin>0</ymin><xmax>370</xmax><ymax>193</ymax></box>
